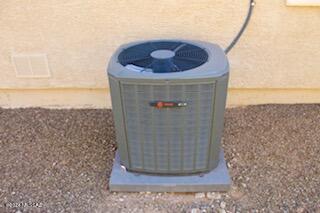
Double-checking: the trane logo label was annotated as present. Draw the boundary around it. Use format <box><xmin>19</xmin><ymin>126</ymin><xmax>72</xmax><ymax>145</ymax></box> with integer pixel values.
<box><xmin>150</xmin><ymin>101</ymin><xmax>188</xmax><ymax>109</ymax></box>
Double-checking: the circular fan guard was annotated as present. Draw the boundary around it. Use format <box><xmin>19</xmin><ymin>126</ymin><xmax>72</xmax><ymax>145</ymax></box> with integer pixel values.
<box><xmin>118</xmin><ymin>41</ymin><xmax>209</xmax><ymax>73</ymax></box>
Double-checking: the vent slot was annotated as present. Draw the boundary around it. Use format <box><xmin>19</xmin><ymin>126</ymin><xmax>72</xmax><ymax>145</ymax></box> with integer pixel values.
<box><xmin>11</xmin><ymin>54</ymin><xmax>51</xmax><ymax>78</ymax></box>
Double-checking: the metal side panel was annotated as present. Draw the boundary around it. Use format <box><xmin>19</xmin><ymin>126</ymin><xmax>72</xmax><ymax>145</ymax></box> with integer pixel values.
<box><xmin>208</xmin><ymin>74</ymin><xmax>229</xmax><ymax>169</ymax></box>
<box><xmin>109</xmin><ymin>76</ymin><xmax>130</xmax><ymax>168</ymax></box>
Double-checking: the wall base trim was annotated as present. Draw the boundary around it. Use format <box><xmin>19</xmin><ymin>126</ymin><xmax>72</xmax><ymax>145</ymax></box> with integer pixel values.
<box><xmin>0</xmin><ymin>88</ymin><xmax>110</xmax><ymax>109</ymax></box>
<box><xmin>0</xmin><ymin>88</ymin><xmax>319</xmax><ymax>109</ymax></box>
<box><xmin>228</xmin><ymin>88</ymin><xmax>320</xmax><ymax>106</ymax></box>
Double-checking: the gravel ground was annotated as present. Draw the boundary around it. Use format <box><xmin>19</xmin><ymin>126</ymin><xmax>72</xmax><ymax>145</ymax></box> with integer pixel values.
<box><xmin>0</xmin><ymin>105</ymin><xmax>319</xmax><ymax>213</ymax></box>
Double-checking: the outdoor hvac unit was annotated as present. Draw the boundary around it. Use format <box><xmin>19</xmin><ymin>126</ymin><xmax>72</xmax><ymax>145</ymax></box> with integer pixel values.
<box><xmin>108</xmin><ymin>40</ymin><xmax>229</xmax><ymax>175</ymax></box>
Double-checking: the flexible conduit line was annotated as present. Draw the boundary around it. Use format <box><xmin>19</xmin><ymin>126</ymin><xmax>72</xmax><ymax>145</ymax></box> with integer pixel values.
<box><xmin>224</xmin><ymin>0</ymin><xmax>255</xmax><ymax>54</ymax></box>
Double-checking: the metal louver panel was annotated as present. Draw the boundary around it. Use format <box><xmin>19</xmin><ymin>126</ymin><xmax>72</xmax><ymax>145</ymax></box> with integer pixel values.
<box><xmin>121</xmin><ymin>82</ymin><xmax>215</xmax><ymax>174</ymax></box>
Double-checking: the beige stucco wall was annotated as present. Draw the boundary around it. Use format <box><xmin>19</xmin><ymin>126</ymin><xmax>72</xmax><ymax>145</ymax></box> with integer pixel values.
<box><xmin>1</xmin><ymin>0</ymin><xmax>320</xmax><ymax>108</ymax></box>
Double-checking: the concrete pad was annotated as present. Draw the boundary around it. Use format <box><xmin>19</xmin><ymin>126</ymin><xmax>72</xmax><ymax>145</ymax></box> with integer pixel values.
<box><xmin>109</xmin><ymin>150</ymin><xmax>231</xmax><ymax>192</ymax></box>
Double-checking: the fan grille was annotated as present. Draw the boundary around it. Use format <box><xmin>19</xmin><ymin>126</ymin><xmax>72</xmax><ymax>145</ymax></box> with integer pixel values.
<box><xmin>118</xmin><ymin>41</ymin><xmax>209</xmax><ymax>73</ymax></box>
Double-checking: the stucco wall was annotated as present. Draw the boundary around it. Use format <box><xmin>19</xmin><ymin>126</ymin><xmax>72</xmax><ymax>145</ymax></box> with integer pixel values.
<box><xmin>0</xmin><ymin>0</ymin><xmax>320</xmax><ymax>108</ymax></box>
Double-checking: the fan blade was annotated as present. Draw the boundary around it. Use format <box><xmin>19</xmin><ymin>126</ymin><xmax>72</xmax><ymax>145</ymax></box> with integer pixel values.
<box><xmin>173</xmin><ymin>44</ymin><xmax>187</xmax><ymax>52</ymax></box>
<box><xmin>174</xmin><ymin>55</ymin><xmax>207</xmax><ymax>63</ymax></box>
<box><xmin>120</xmin><ymin>56</ymin><xmax>152</xmax><ymax>65</ymax></box>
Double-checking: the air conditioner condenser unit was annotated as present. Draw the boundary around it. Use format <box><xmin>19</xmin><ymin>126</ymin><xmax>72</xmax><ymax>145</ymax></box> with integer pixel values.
<box><xmin>108</xmin><ymin>40</ymin><xmax>231</xmax><ymax>192</ymax></box>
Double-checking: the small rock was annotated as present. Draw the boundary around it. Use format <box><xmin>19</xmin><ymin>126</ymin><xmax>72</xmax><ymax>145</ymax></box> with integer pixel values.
<box><xmin>206</xmin><ymin>192</ymin><xmax>221</xmax><ymax>200</ymax></box>
<box><xmin>119</xmin><ymin>198</ymin><xmax>124</xmax><ymax>202</ymax></box>
<box><xmin>230</xmin><ymin>188</ymin><xmax>244</xmax><ymax>200</ymax></box>
<box><xmin>241</xmin><ymin>183</ymin><xmax>247</xmax><ymax>188</ymax></box>
<box><xmin>191</xmin><ymin>208</ymin><xmax>201</xmax><ymax>213</ymax></box>
<box><xmin>195</xmin><ymin>192</ymin><xmax>205</xmax><ymax>199</ymax></box>
<box><xmin>220</xmin><ymin>201</ymin><xmax>226</xmax><ymax>209</ymax></box>
<box><xmin>219</xmin><ymin>209</ymin><xmax>226</xmax><ymax>213</ymax></box>
<box><xmin>297</xmin><ymin>207</ymin><xmax>305</xmax><ymax>213</ymax></box>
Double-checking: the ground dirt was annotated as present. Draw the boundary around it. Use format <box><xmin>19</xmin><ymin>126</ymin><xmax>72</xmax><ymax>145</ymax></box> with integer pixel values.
<box><xmin>0</xmin><ymin>105</ymin><xmax>319</xmax><ymax>213</ymax></box>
